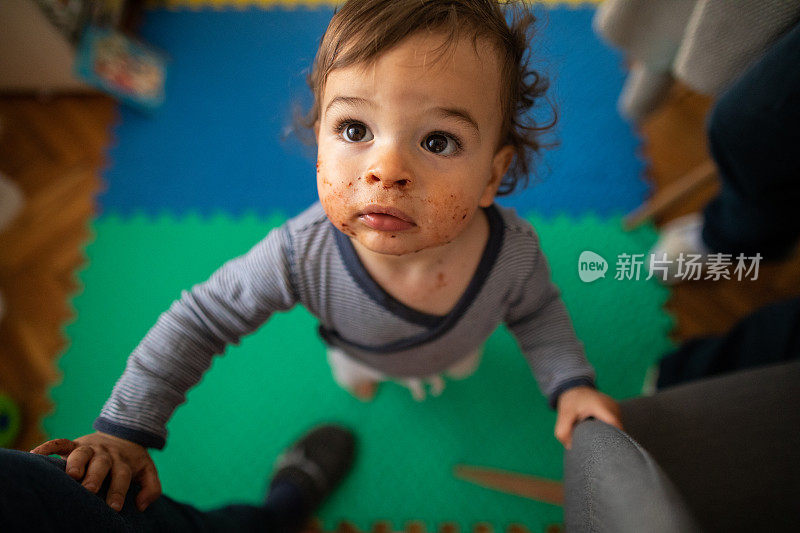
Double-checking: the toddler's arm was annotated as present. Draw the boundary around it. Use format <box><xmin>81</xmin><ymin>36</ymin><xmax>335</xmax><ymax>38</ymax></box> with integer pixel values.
<box><xmin>94</xmin><ymin>224</ymin><xmax>297</xmax><ymax>450</ymax></box>
<box><xmin>505</xmin><ymin>237</ymin><xmax>595</xmax><ymax>405</ymax></box>
<box><xmin>504</xmin><ymin>231</ymin><xmax>621</xmax><ymax>444</ymax></box>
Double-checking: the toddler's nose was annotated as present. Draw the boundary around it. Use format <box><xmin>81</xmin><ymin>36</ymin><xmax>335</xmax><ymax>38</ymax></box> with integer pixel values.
<box><xmin>364</xmin><ymin>146</ymin><xmax>413</xmax><ymax>189</ymax></box>
<box><xmin>365</xmin><ymin>173</ymin><xmax>411</xmax><ymax>188</ymax></box>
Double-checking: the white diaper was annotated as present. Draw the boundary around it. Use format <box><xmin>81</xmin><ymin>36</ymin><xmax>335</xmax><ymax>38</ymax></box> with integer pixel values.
<box><xmin>326</xmin><ymin>345</ymin><xmax>483</xmax><ymax>401</ymax></box>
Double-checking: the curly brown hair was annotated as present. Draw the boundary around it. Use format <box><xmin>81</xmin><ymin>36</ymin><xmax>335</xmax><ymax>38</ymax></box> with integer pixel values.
<box><xmin>293</xmin><ymin>0</ymin><xmax>555</xmax><ymax>196</ymax></box>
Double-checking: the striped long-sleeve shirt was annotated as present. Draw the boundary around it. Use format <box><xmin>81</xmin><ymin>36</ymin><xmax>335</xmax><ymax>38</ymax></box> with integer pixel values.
<box><xmin>94</xmin><ymin>202</ymin><xmax>595</xmax><ymax>449</ymax></box>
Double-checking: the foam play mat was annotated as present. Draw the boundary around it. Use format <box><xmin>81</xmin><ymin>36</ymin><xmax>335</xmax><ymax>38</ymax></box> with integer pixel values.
<box><xmin>101</xmin><ymin>3</ymin><xmax>645</xmax><ymax>219</ymax></box>
<box><xmin>46</xmin><ymin>1</ymin><xmax>671</xmax><ymax>531</ymax></box>
<box><xmin>48</xmin><ymin>213</ymin><xmax>669</xmax><ymax>531</ymax></box>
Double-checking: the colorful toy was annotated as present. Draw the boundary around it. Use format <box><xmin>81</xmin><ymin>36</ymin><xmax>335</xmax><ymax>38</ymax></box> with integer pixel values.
<box><xmin>75</xmin><ymin>26</ymin><xmax>168</xmax><ymax>112</ymax></box>
<box><xmin>0</xmin><ymin>392</ymin><xmax>21</xmax><ymax>448</ymax></box>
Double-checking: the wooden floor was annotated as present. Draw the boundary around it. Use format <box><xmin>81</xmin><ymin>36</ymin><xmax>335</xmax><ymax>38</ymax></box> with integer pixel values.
<box><xmin>0</xmin><ymin>87</ymin><xmax>798</xmax><ymax>531</ymax></box>
<box><xmin>0</xmin><ymin>94</ymin><xmax>115</xmax><ymax>451</ymax></box>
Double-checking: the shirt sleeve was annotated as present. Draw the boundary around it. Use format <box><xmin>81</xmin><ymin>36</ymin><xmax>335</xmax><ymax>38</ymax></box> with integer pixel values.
<box><xmin>505</xmin><ymin>232</ymin><xmax>596</xmax><ymax>410</ymax></box>
<box><xmin>93</xmin><ymin>225</ymin><xmax>297</xmax><ymax>449</ymax></box>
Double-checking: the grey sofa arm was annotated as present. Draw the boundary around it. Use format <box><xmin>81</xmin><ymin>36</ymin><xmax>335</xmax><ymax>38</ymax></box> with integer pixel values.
<box><xmin>564</xmin><ymin>419</ymin><xmax>702</xmax><ymax>533</ymax></box>
<box><xmin>565</xmin><ymin>361</ymin><xmax>800</xmax><ymax>532</ymax></box>
<box><xmin>619</xmin><ymin>362</ymin><xmax>800</xmax><ymax>533</ymax></box>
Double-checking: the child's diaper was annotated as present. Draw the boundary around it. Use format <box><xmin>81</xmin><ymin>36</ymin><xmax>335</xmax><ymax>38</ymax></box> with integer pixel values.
<box><xmin>326</xmin><ymin>345</ymin><xmax>483</xmax><ymax>401</ymax></box>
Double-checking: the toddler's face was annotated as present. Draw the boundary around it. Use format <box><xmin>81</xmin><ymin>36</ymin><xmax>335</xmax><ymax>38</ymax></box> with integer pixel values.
<box><xmin>315</xmin><ymin>32</ymin><xmax>514</xmax><ymax>256</ymax></box>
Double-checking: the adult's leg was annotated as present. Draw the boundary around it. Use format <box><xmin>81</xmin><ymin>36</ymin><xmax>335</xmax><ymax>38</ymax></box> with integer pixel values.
<box><xmin>702</xmin><ymin>22</ymin><xmax>800</xmax><ymax>259</ymax></box>
<box><xmin>1</xmin><ymin>448</ymin><xmax>136</xmax><ymax>532</ymax></box>
<box><xmin>657</xmin><ymin>296</ymin><xmax>800</xmax><ymax>388</ymax></box>
<box><xmin>0</xmin><ymin>448</ymin><xmax>310</xmax><ymax>533</ymax></box>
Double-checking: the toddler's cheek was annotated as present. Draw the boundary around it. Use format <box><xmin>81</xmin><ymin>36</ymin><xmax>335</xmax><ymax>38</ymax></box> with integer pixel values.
<box><xmin>423</xmin><ymin>195</ymin><xmax>476</xmax><ymax>245</ymax></box>
<box><xmin>319</xmin><ymin>190</ymin><xmax>356</xmax><ymax>237</ymax></box>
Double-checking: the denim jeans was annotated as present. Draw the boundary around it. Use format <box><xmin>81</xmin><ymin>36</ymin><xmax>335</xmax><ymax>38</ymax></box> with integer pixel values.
<box><xmin>702</xmin><ymin>21</ymin><xmax>800</xmax><ymax>259</ymax></box>
<box><xmin>0</xmin><ymin>448</ymin><xmax>308</xmax><ymax>532</ymax></box>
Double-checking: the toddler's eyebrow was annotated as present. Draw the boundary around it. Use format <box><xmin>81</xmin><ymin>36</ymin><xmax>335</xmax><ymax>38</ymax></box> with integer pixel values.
<box><xmin>325</xmin><ymin>95</ymin><xmax>480</xmax><ymax>139</ymax></box>
<box><xmin>433</xmin><ymin>107</ymin><xmax>480</xmax><ymax>139</ymax></box>
<box><xmin>325</xmin><ymin>95</ymin><xmax>374</xmax><ymax>114</ymax></box>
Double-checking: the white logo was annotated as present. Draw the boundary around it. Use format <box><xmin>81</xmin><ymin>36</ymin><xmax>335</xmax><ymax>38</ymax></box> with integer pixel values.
<box><xmin>578</xmin><ymin>251</ymin><xmax>608</xmax><ymax>283</ymax></box>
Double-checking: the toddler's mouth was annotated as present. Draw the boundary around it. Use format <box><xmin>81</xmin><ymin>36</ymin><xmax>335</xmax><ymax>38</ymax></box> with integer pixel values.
<box><xmin>359</xmin><ymin>205</ymin><xmax>416</xmax><ymax>232</ymax></box>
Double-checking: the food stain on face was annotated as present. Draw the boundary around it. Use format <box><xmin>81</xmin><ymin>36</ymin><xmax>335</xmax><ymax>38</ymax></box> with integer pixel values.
<box><xmin>415</xmin><ymin>192</ymin><xmax>474</xmax><ymax>247</ymax></box>
<box><xmin>319</xmin><ymin>154</ymin><xmax>479</xmax><ymax>254</ymax></box>
<box><xmin>319</xmin><ymin>190</ymin><xmax>354</xmax><ymax>237</ymax></box>
<box><xmin>338</xmin><ymin>221</ymin><xmax>356</xmax><ymax>237</ymax></box>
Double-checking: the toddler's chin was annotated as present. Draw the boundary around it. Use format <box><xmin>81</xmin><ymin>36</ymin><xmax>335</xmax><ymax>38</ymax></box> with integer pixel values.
<box><xmin>352</xmin><ymin>232</ymin><xmax>431</xmax><ymax>257</ymax></box>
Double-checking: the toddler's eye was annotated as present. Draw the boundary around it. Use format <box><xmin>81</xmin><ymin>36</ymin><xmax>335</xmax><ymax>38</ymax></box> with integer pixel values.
<box><xmin>423</xmin><ymin>133</ymin><xmax>461</xmax><ymax>156</ymax></box>
<box><xmin>339</xmin><ymin>122</ymin><xmax>373</xmax><ymax>143</ymax></box>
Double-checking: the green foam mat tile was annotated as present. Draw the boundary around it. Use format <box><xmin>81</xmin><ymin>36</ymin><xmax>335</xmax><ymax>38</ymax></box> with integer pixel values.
<box><xmin>46</xmin><ymin>212</ymin><xmax>671</xmax><ymax>531</ymax></box>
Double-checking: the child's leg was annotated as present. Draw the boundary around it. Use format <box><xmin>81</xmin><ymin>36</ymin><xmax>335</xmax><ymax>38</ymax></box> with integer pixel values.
<box><xmin>445</xmin><ymin>345</ymin><xmax>484</xmax><ymax>379</ymax></box>
<box><xmin>400</xmin><ymin>376</ymin><xmax>444</xmax><ymax>401</ymax></box>
<box><xmin>326</xmin><ymin>346</ymin><xmax>385</xmax><ymax>400</ymax></box>
<box><xmin>327</xmin><ymin>345</ymin><xmax>483</xmax><ymax>401</ymax></box>
<box><xmin>400</xmin><ymin>346</ymin><xmax>484</xmax><ymax>401</ymax></box>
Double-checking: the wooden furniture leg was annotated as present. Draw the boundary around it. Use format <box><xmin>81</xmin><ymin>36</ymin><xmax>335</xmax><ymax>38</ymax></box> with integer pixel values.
<box><xmin>624</xmin><ymin>159</ymin><xmax>717</xmax><ymax>230</ymax></box>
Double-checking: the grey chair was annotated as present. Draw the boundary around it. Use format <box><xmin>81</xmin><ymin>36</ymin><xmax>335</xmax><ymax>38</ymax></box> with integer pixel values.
<box><xmin>564</xmin><ymin>361</ymin><xmax>800</xmax><ymax>532</ymax></box>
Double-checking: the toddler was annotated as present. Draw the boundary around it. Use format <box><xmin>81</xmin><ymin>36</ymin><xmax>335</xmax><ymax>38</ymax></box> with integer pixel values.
<box><xmin>37</xmin><ymin>0</ymin><xmax>621</xmax><ymax>513</ymax></box>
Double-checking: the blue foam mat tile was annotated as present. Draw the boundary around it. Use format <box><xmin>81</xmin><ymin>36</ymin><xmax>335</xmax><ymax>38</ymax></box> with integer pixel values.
<box><xmin>102</xmin><ymin>5</ymin><xmax>649</xmax><ymax>220</ymax></box>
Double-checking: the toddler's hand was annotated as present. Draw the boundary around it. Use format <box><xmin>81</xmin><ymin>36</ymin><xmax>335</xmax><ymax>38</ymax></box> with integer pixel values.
<box><xmin>554</xmin><ymin>386</ymin><xmax>622</xmax><ymax>449</ymax></box>
<box><xmin>30</xmin><ymin>432</ymin><xmax>161</xmax><ymax>512</ymax></box>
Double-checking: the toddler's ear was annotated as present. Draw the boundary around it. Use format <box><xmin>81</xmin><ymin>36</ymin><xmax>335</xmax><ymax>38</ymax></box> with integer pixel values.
<box><xmin>314</xmin><ymin>120</ymin><xmax>320</xmax><ymax>140</ymax></box>
<box><xmin>479</xmin><ymin>145</ymin><xmax>515</xmax><ymax>207</ymax></box>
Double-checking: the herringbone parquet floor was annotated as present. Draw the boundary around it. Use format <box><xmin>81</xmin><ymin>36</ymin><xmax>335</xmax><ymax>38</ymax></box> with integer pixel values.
<box><xmin>0</xmin><ymin>94</ymin><xmax>115</xmax><ymax>450</ymax></box>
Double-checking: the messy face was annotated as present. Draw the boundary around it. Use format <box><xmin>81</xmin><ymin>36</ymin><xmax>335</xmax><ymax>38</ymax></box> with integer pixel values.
<box><xmin>315</xmin><ymin>32</ymin><xmax>514</xmax><ymax>256</ymax></box>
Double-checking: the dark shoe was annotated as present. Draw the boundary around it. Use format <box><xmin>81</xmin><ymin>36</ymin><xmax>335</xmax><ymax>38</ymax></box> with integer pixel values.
<box><xmin>268</xmin><ymin>424</ymin><xmax>356</xmax><ymax>512</ymax></box>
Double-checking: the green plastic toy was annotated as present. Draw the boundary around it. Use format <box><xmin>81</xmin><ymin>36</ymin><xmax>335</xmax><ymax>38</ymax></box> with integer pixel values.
<box><xmin>0</xmin><ymin>392</ymin><xmax>21</xmax><ymax>448</ymax></box>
